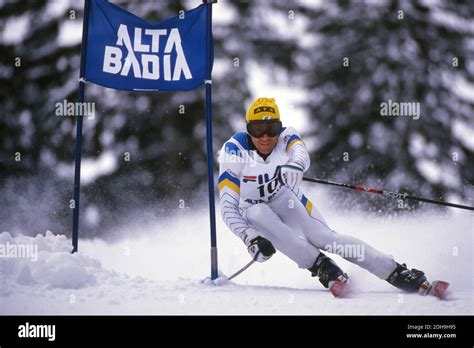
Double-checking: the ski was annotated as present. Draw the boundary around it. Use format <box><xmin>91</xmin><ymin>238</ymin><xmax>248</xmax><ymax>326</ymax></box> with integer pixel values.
<box><xmin>329</xmin><ymin>274</ymin><xmax>349</xmax><ymax>298</ymax></box>
<box><xmin>419</xmin><ymin>280</ymin><xmax>450</xmax><ymax>299</ymax></box>
<box><xmin>429</xmin><ymin>281</ymin><xmax>450</xmax><ymax>299</ymax></box>
<box><xmin>328</xmin><ymin>278</ymin><xmax>449</xmax><ymax>299</ymax></box>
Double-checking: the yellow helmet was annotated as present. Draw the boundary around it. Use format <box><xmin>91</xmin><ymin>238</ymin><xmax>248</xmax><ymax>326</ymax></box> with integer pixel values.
<box><xmin>245</xmin><ymin>97</ymin><xmax>280</xmax><ymax>123</ymax></box>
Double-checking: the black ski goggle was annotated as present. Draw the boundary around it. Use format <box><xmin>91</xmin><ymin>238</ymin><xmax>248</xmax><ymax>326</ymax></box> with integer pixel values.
<box><xmin>247</xmin><ymin>120</ymin><xmax>282</xmax><ymax>138</ymax></box>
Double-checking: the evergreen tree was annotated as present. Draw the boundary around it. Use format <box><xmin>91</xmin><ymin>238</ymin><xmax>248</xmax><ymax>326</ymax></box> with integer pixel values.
<box><xmin>290</xmin><ymin>0</ymin><xmax>474</xmax><ymax>209</ymax></box>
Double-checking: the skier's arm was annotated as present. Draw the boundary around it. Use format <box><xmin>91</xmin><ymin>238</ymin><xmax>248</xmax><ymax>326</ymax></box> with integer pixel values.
<box><xmin>278</xmin><ymin>128</ymin><xmax>311</xmax><ymax>190</ymax></box>
<box><xmin>217</xmin><ymin>142</ymin><xmax>253</xmax><ymax>244</ymax></box>
<box><xmin>285</xmin><ymin>128</ymin><xmax>310</xmax><ymax>172</ymax></box>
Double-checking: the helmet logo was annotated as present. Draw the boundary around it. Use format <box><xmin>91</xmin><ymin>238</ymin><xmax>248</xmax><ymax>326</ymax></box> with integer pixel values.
<box><xmin>262</xmin><ymin>115</ymin><xmax>271</xmax><ymax>120</ymax></box>
<box><xmin>254</xmin><ymin>106</ymin><xmax>275</xmax><ymax>114</ymax></box>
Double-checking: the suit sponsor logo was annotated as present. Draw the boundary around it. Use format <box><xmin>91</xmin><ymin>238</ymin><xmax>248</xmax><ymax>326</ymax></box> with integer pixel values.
<box><xmin>243</xmin><ymin>176</ymin><xmax>257</xmax><ymax>183</ymax></box>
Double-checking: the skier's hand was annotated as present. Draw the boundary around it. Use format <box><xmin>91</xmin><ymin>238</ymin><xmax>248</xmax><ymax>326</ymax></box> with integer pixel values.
<box><xmin>279</xmin><ymin>162</ymin><xmax>304</xmax><ymax>190</ymax></box>
<box><xmin>248</xmin><ymin>236</ymin><xmax>276</xmax><ymax>263</ymax></box>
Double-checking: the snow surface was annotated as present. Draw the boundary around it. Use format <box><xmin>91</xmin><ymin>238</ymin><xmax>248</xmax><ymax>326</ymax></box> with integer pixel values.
<box><xmin>1</xmin><ymin>188</ymin><xmax>473</xmax><ymax>315</ymax></box>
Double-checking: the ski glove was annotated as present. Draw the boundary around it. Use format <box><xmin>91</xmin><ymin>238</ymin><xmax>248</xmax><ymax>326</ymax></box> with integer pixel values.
<box><xmin>278</xmin><ymin>162</ymin><xmax>304</xmax><ymax>190</ymax></box>
<box><xmin>248</xmin><ymin>236</ymin><xmax>276</xmax><ymax>263</ymax></box>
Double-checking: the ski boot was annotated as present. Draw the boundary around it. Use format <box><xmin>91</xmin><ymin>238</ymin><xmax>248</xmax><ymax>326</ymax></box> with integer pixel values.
<box><xmin>386</xmin><ymin>263</ymin><xmax>427</xmax><ymax>293</ymax></box>
<box><xmin>386</xmin><ymin>263</ymin><xmax>450</xmax><ymax>299</ymax></box>
<box><xmin>309</xmin><ymin>253</ymin><xmax>349</xmax><ymax>297</ymax></box>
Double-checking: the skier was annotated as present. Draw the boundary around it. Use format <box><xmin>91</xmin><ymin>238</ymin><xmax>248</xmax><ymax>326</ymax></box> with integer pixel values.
<box><xmin>218</xmin><ymin>97</ymin><xmax>445</xmax><ymax>297</ymax></box>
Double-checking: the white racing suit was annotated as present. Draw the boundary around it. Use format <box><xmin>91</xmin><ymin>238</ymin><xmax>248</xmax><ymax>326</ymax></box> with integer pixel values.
<box><xmin>218</xmin><ymin>127</ymin><xmax>397</xmax><ymax>280</ymax></box>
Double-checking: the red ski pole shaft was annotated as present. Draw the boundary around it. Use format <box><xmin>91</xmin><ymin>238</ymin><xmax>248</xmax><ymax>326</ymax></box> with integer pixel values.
<box><xmin>302</xmin><ymin>177</ymin><xmax>474</xmax><ymax>211</ymax></box>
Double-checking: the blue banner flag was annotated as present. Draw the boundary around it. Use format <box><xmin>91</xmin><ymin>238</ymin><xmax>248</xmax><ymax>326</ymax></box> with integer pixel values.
<box><xmin>84</xmin><ymin>0</ymin><xmax>211</xmax><ymax>91</ymax></box>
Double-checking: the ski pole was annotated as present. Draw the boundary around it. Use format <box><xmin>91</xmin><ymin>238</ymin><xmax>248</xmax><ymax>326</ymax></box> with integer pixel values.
<box><xmin>302</xmin><ymin>177</ymin><xmax>474</xmax><ymax>211</ymax></box>
<box><xmin>227</xmin><ymin>259</ymin><xmax>256</xmax><ymax>281</ymax></box>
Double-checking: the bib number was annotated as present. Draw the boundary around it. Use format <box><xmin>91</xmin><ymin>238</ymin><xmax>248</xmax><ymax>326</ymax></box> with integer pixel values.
<box><xmin>257</xmin><ymin>177</ymin><xmax>280</xmax><ymax>199</ymax></box>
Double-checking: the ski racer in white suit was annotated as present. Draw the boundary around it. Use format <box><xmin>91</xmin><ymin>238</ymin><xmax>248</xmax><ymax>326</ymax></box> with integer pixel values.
<box><xmin>218</xmin><ymin>97</ymin><xmax>429</xmax><ymax>294</ymax></box>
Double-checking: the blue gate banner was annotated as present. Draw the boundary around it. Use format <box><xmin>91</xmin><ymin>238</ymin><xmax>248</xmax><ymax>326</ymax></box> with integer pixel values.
<box><xmin>85</xmin><ymin>0</ymin><xmax>211</xmax><ymax>91</ymax></box>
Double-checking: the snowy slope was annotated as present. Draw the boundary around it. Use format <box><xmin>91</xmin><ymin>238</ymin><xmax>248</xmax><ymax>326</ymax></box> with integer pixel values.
<box><xmin>1</xmin><ymin>188</ymin><xmax>473</xmax><ymax>315</ymax></box>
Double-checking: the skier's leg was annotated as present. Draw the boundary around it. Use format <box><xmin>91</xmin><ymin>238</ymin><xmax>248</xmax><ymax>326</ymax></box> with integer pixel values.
<box><xmin>244</xmin><ymin>203</ymin><xmax>319</xmax><ymax>269</ymax></box>
<box><xmin>269</xmin><ymin>186</ymin><xmax>397</xmax><ymax>280</ymax></box>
